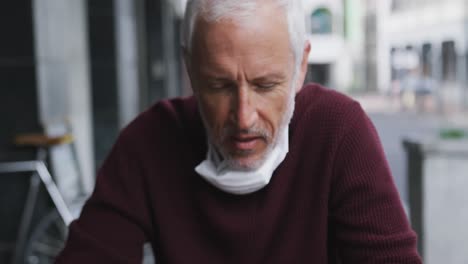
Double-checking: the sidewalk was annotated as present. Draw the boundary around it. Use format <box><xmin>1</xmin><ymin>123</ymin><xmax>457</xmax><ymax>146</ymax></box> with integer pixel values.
<box><xmin>351</xmin><ymin>93</ymin><xmax>468</xmax><ymax>128</ymax></box>
<box><xmin>351</xmin><ymin>93</ymin><xmax>397</xmax><ymax>113</ymax></box>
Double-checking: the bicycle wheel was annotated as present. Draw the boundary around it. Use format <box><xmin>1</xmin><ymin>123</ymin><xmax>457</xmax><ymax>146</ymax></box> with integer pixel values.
<box><xmin>23</xmin><ymin>206</ymin><xmax>156</xmax><ymax>264</ymax></box>
<box><xmin>23</xmin><ymin>209</ymin><xmax>67</xmax><ymax>264</ymax></box>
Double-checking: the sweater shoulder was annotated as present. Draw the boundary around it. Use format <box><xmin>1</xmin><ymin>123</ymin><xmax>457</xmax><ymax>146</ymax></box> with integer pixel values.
<box><xmin>117</xmin><ymin>96</ymin><xmax>203</xmax><ymax>150</ymax></box>
<box><xmin>288</xmin><ymin>83</ymin><xmax>369</xmax><ymax>167</ymax></box>
<box><xmin>293</xmin><ymin>83</ymin><xmax>363</xmax><ymax>132</ymax></box>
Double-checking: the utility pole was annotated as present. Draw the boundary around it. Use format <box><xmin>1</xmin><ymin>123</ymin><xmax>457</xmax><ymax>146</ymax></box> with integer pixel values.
<box><xmin>364</xmin><ymin>0</ymin><xmax>378</xmax><ymax>92</ymax></box>
<box><xmin>464</xmin><ymin>0</ymin><xmax>468</xmax><ymax>109</ymax></box>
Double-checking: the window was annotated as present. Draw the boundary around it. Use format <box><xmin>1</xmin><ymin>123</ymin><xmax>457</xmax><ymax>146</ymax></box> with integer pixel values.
<box><xmin>311</xmin><ymin>8</ymin><xmax>332</xmax><ymax>34</ymax></box>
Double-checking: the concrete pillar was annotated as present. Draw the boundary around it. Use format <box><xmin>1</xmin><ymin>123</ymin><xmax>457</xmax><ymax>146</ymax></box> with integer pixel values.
<box><xmin>33</xmin><ymin>0</ymin><xmax>95</xmax><ymax>193</ymax></box>
<box><xmin>430</xmin><ymin>43</ymin><xmax>444</xmax><ymax>113</ymax></box>
<box><xmin>457</xmin><ymin>52</ymin><xmax>466</xmax><ymax>110</ymax></box>
<box><xmin>115</xmin><ymin>0</ymin><xmax>141</xmax><ymax>128</ymax></box>
<box><xmin>162</xmin><ymin>0</ymin><xmax>180</xmax><ymax>98</ymax></box>
<box><xmin>464</xmin><ymin>51</ymin><xmax>468</xmax><ymax>110</ymax></box>
<box><xmin>87</xmin><ymin>0</ymin><xmax>120</xmax><ymax>169</ymax></box>
<box><xmin>144</xmin><ymin>0</ymin><xmax>182</xmax><ymax>105</ymax></box>
<box><xmin>376</xmin><ymin>0</ymin><xmax>392</xmax><ymax>93</ymax></box>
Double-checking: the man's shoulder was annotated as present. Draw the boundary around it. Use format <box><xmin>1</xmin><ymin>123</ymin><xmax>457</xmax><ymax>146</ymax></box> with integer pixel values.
<box><xmin>298</xmin><ymin>83</ymin><xmax>357</xmax><ymax>107</ymax></box>
<box><xmin>288</xmin><ymin>83</ymin><xmax>369</xmax><ymax>163</ymax></box>
<box><xmin>119</xmin><ymin>96</ymin><xmax>203</xmax><ymax>147</ymax></box>
<box><xmin>294</xmin><ymin>83</ymin><xmax>362</xmax><ymax>125</ymax></box>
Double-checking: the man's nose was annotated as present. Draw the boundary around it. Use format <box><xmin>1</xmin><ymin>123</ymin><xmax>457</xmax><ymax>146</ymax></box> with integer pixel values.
<box><xmin>231</xmin><ymin>85</ymin><xmax>258</xmax><ymax>130</ymax></box>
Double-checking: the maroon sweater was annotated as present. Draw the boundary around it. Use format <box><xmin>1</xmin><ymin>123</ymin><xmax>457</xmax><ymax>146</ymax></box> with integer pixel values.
<box><xmin>56</xmin><ymin>84</ymin><xmax>422</xmax><ymax>263</ymax></box>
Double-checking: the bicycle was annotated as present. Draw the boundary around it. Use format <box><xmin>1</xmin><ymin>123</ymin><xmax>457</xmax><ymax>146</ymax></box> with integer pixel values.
<box><xmin>0</xmin><ymin>129</ymin><xmax>156</xmax><ymax>264</ymax></box>
<box><xmin>0</xmin><ymin>131</ymin><xmax>88</xmax><ymax>264</ymax></box>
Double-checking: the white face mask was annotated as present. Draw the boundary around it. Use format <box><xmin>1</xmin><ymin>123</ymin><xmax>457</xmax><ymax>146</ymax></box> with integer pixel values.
<box><xmin>195</xmin><ymin>126</ymin><xmax>289</xmax><ymax>195</ymax></box>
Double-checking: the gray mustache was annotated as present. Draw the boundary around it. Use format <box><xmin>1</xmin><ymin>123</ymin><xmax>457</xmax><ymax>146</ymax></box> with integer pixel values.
<box><xmin>221</xmin><ymin>126</ymin><xmax>272</xmax><ymax>142</ymax></box>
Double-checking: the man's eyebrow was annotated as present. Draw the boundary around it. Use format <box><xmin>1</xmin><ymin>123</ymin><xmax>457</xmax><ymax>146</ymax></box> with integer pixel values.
<box><xmin>251</xmin><ymin>73</ymin><xmax>287</xmax><ymax>82</ymax></box>
<box><xmin>202</xmin><ymin>76</ymin><xmax>233</xmax><ymax>83</ymax></box>
<box><xmin>198</xmin><ymin>68</ymin><xmax>233</xmax><ymax>80</ymax></box>
<box><xmin>197</xmin><ymin>70</ymin><xmax>287</xmax><ymax>82</ymax></box>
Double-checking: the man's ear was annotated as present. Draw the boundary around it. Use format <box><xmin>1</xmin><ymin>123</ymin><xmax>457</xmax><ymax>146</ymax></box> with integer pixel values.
<box><xmin>295</xmin><ymin>40</ymin><xmax>311</xmax><ymax>93</ymax></box>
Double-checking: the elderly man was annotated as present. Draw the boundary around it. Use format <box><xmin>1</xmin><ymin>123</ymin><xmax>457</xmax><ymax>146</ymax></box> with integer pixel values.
<box><xmin>56</xmin><ymin>0</ymin><xmax>422</xmax><ymax>263</ymax></box>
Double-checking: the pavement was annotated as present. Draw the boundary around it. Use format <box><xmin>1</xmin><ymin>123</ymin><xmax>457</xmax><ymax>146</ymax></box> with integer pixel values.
<box><xmin>352</xmin><ymin>93</ymin><xmax>468</xmax><ymax>127</ymax></box>
<box><xmin>349</xmin><ymin>93</ymin><xmax>468</xmax><ymax>203</ymax></box>
<box><xmin>351</xmin><ymin>95</ymin><xmax>468</xmax><ymax>263</ymax></box>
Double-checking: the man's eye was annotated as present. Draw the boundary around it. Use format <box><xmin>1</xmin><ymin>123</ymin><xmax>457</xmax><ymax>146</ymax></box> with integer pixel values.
<box><xmin>257</xmin><ymin>83</ymin><xmax>277</xmax><ymax>89</ymax></box>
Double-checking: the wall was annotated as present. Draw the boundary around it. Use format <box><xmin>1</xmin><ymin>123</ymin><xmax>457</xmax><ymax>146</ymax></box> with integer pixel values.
<box><xmin>87</xmin><ymin>0</ymin><xmax>120</xmax><ymax>169</ymax></box>
<box><xmin>0</xmin><ymin>1</ymin><xmax>40</xmax><ymax>261</ymax></box>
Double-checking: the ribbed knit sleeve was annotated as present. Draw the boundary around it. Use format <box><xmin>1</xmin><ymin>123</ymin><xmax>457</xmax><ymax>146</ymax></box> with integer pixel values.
<box><xmin>329</xmin><ymin>102</ymin><xmax>422</xmax><ymax>263</ymax></box>
<box><xmin>55</xmin><ymin>132</ymin><xmax>153</xmax><ymax>264</ymax></box>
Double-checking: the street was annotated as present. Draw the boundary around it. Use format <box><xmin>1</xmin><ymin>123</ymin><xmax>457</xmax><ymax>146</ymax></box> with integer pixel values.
<box><xmin>368</xmin><ymin>112</ymin><xmax>443</xmax><ymax>203</ymax></box>
<box><xmin>355</xmin><ymin>94</ymin><xmax>467</xmax><ymax>204</ymax></box>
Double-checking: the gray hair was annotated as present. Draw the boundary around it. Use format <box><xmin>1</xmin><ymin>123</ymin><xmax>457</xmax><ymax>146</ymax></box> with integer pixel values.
<box><xmin>182</xmin><ymin>0</ymin><xmax>307</xmax><ymax>70</ymax></box>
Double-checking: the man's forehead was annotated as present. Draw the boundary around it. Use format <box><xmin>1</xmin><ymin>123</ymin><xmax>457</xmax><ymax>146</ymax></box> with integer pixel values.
<box><xmin>197</xmin><ymin>64</ymin><xmax>289</xmax><ymax>81</ymax></box>
<box><xmin>191</xmin><ymin>18</ymin><xmax>292</xmax><ymax>76</ymax></box>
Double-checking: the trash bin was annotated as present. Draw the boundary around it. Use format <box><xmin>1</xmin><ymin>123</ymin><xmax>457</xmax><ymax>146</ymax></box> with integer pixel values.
<box><xmin>403</xmin><ymin>134</ymin><xmax>468</xmax><ymax>264</ymax></box>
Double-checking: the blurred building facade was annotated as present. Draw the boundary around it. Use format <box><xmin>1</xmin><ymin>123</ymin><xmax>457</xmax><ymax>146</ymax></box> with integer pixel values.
<box><xmin>303</xmin><ymin>0</ymin><xmax>368</xmax><ymax>92</ymax></box>
<box><xmin>377</xmin><ymin>0</ymin><xmax>468</xmax><ymax>111</ymax></box>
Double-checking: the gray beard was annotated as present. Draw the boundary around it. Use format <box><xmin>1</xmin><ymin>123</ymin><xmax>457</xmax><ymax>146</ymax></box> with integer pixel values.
<box><xmin>199</xmin><ymin>88</ymin><xmax>296</xmax><ymax>172</ymax></box>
